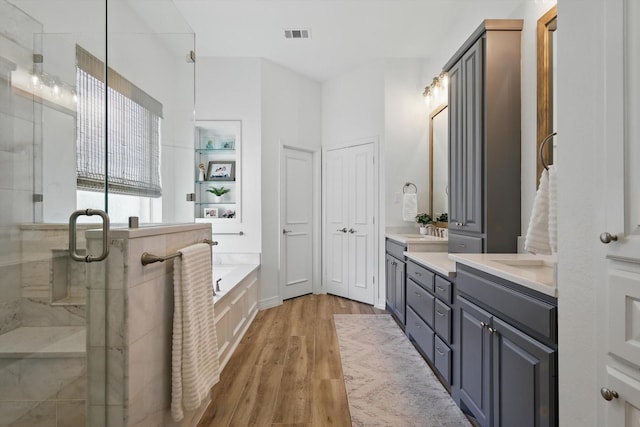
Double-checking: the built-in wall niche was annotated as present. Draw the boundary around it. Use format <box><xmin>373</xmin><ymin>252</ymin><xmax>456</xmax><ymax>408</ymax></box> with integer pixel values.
<box><xmin>194</xmin><ymin>120</ymin><xmax>242</xmax><ymax>222</ymax></box>
<box><xmin>51</xmin><ymin>249</ymin><xmax>86</xmax><ymax>305</ymax></box>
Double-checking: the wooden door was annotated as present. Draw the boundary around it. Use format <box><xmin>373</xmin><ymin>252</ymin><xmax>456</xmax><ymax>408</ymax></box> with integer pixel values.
<box><xmin>324</xmin><ymin>143</ymin><xmax>376</xmax><ymax>304</ymax></box>
<box><xmin>600</xmin><ymin>0</ymin><xmax>640</xmax><ymax>422</ymax></box>
<box><xmin>281</xmin><ymin>148</ymin><xmax>314</xmax><ymax>299</ymax></box>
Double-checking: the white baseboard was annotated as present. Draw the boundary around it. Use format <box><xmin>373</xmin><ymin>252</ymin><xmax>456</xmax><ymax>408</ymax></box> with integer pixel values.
<box><xmin>258</xmin><ymin>296</ymin><xmax>282</xmax><ymax>310</ymax></box>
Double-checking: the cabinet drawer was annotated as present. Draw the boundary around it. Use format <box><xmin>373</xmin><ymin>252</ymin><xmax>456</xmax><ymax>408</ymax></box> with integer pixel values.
<box><xmin>406</xmin><ymin>306</ymin><xmax>434</xmax><ymax>363</ymax></box>
<box><xmin>448</xmin><ymin>233</ymin><xmax>483</xmax><ymax>253</ymax></box>
<box><xmin>386</xmin><ymin>239</ymin><xmax>406</xmax><ymax>260</ymax></box>
<box><xmin>457</xmin><ymin>266</ymin><xmax>557</xmax><ymax>343</ymax></box>
<box><xmin>434</xmin><ymin>299</ymin><xmax>452</xmax><ymax>343</ymax></box>
<box><xmin>406</xmin><ymin>261</ymin><xmax>435</xmax><ymax>292</ymax></box>
<box><xmin>407</xmin><ymin>279</ymin><xmax>435</xmax><ymax>328</ymax></box>
<box><xmin>434</xmin><ymin>276</ymin><xmax>453</xmax><ymax>304</ymax></box>
<box><xmin>434</xmin><ymin>335</ymin><xmax>452</xmax><ymax>385</ymax></box>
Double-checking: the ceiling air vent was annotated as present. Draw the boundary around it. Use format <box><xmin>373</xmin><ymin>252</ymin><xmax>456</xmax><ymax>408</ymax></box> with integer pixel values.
<box><xmin>284</xmin><ymin>29</ymin><xmax>310</xmax><ymax>39</ymax></box>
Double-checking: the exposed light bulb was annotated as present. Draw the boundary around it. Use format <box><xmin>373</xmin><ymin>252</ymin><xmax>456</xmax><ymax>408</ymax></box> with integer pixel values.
<box><xmin>30</xmin><ymin>73</ymin><xmax>39</xmax><ymax>86</ymax></box>
<box><xmin>440</xmin><ymin>73</ymin><xmax>448</xmax><ymax>89</ymax></box>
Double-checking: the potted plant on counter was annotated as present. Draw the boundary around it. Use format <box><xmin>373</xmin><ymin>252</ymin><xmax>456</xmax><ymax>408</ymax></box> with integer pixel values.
<box><xmin>207</xmin><ymin>186</ymin><xmax>231</xmax><ymax>203</ymax></box>
<box><xmin>415</xmin><ymin>213</ymin><xmax>433</xmax><ymax>235</ymax></box>
<box><xmin>436</xmin><ymin>213</ymin><xmax>448</xmax><ymax>229</ymax></box>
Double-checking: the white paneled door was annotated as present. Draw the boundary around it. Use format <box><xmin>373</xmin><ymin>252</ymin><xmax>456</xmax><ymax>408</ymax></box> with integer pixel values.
<box><xmin>601</xmin><ymin>0</ymin><xmax>640</xmax><ymax>423</ymax></box>
<box><xmin>281</xmin><ymin>148</ymin><xmax>314</xmax><ymax>300</ymax></box>
<box><xmin>325</xmin><ymin>142</ymin><xmax>376</xmax><ymax>305</ymax></box>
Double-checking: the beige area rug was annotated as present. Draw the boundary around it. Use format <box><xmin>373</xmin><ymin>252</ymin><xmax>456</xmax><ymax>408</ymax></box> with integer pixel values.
<box><xmin>334</xmin><ymin>314</ymin><xmax>471</xmax><ymax>427</ymax></box>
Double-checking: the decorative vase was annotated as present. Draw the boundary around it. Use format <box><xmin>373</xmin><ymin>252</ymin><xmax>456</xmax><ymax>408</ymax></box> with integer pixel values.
<box><xmin>419</xmin><ymin>226</ymin><xmax>428</xmax><ymax>235</ymax></box>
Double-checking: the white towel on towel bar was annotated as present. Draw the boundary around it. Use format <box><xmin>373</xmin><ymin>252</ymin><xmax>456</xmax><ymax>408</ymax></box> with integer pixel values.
<box><xmin>171</xmin><ymin>243</ymin><xmax>220</xmax><ymax>422</ymax></box>
<box><xmin>402</xmin><ymin>193</ymin><xmax>418</xmax><ymax>222</ymax></box>
<box><xmin>524</xmin><ymin>168</ymin><xmax>552</xmax><ymax>255</ymax></box>
<box><xmin>548</xmin><ymin>165</ymin><xmax>557</xmax><ymax>253</ymax></box>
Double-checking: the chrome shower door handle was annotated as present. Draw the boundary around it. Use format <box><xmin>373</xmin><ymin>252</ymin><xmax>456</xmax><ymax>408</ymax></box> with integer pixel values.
<box><xmin>69</xmin><ymin>209</ymin><xmax>110</xmax><ymax>262</ymax></box>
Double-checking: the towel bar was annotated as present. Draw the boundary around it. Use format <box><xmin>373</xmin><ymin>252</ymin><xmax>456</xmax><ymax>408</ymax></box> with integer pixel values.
<box><xmin>539</xmin><ymin>132</ymin><xmax>557</xmax><ymax>171</ymax></box>
<box><xmin>141</xmin><ymin>239</ymin><xmax>218</xmax><ymax>266</ymax></box>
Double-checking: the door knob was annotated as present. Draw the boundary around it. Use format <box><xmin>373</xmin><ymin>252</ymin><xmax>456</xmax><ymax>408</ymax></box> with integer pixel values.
<box><xmin>348</xmin><ymin>228</ymin><xmax>357</xmax><ymax>234</ymax></box>
<box><xmin>283</xmin><ymin>229</ymin><xmax>292</xmax><ymax>234</ymax></box>
<box><xmin>600</xmin><ymin>387</ymin><xmax>619</xmax><ymax>401</ymax></box>
<box><xmin>336</xmin><ymin>227</ymin><xmax>347</xmax><ymax>233</ymax></box>
<box><xmin>599</xmin><ymin>232</ymin><xmax>618</xmax><ymax>244</ymax></box>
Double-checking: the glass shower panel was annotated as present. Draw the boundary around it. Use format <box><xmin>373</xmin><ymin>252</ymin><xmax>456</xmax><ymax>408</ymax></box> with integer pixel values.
<box><xmin>106</xmin><ymin>0</ymin><xmax>195</xmax><ymax>225</ymax></box>
<box><xmin>0</xmin><ymin>0</ymin><xmax>108</xmax><ymax>425</ymax></box>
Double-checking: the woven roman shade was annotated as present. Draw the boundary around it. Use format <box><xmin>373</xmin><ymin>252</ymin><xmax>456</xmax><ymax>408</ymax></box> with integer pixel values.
<box><xmin>76</xmin><ymin>45</ymin><xmax>162</xmax><ymax>197</ymax></box>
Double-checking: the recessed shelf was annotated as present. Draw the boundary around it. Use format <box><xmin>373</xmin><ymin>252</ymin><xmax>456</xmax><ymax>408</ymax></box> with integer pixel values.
<box><xmin>195</xmin><ymin>148</ymin><xmax>236</xmax><ymax>154</ymax></box>
<box><xmin>195</xmin><ymin>180</ymin><xmax>236</xmax><ymax>184</ymax></box>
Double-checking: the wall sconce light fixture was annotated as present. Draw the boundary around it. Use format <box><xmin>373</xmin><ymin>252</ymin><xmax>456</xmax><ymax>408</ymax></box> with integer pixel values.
<box><xmin>423</xmin><ymin>71</ymin><xmax>448</xmax><ymax>110</ymax></box>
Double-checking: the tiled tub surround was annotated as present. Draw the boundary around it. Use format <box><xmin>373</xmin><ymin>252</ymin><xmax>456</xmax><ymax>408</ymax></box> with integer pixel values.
<box><xmin>86</xmin><ymin>224</ymin><xmax>260</xmax><ymax>427</ymax></box>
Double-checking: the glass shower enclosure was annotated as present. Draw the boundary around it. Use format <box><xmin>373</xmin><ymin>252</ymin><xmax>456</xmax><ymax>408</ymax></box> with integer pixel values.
<box><xmin>0</xmin><ymin>0</ymin><xmax>194</xmax><ymax>425</ymax></box>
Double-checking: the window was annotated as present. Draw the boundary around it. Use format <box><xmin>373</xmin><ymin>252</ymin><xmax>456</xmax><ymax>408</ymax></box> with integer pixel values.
<box><xmin>75</xmin><ymin>45</ymin><xmax>162</xmax><ymax>198</ymax></box>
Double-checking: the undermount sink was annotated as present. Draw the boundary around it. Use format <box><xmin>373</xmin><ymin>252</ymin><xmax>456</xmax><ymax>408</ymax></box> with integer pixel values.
<box><xmin>492</xmin><ymin>259</ymin><xmax>551</xmax><ymax>268</ymax></box>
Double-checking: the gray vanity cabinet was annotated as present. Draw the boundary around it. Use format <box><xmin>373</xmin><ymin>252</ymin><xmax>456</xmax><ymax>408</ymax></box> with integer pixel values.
<box><xmin>385</xmin><ymin>239</ymin><xmax>406</xmax><ymax>325</ymax></box>
<box><xmin>456</xmin><ymin>265</ymin><xmax>558</xmax><ymax>427</ymax></box>
<box><xmin>444</xmin><ymin>20</ymin><xmax>523</xmax><ymax>253</ymax></box>
<box><xmin>405</xmin><ymin>259</ymin><xmax>456</xmax><ymax>391</ymax></box>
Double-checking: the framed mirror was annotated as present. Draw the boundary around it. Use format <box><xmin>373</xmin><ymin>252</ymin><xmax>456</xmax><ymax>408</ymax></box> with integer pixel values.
<box><xmin>537</xmin><ymin>5</ymin><xmax>558</xmax><ymax>185</ymax></box>
<box><xmin>430</xmin><ymin>104</ymin><xmax>448</xmax><ymax>222</ymax></box>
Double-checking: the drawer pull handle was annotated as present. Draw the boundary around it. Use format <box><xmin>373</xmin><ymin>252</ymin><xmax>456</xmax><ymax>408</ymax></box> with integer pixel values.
<box><xmin>458</xmin><ymin>244</ymin><xmax>466</xmax><ymax>248</ymax></box>
<box><xmin>414</xmin><ymin>271</ymin><xmax>422</xmax><ymax>276</ymax></box>
<box><xmin>414</xmin><ymin>323</ymin><xmax>421</xmax><ymax>328</ymax></box>
<box><xmin>415</xmin><ymin>292</ymin><xmax>421</xmax><ymax>297</ymax></box>
<box><xmin>480</xmin><ymin>321</ymin><xmax>487</xmax><ymax>329</ymax></box>
<box><xmin>436</xmin><ymin>347</ymin><xmax>445</xmax><ymax>356</ymax></box>
<box><xmin>437</xmin><ymin>286</ymin><xmax>445</xmax><ymax>292</ymax></box>
<box><xmin>436</xmin><ymin>310</ymin><xmax>445</xmax><ymax>317</ymax></box>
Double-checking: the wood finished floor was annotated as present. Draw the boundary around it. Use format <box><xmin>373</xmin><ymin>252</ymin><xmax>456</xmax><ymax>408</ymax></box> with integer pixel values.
<box><xmin>197</xmin><ymin>293</ymin><xmax>386</xmax><ymax>427</ymax></box>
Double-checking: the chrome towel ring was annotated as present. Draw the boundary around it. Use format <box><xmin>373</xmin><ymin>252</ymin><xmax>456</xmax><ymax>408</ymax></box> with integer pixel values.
<box><xmin>539</xmin><ymin>132</ymin><xmax>557</xmax><ymax>171</ymax></box>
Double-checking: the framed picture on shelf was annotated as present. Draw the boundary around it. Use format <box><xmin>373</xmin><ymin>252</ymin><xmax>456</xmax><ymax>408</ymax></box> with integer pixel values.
<box><xmin>207</xmin><ymin>161</ymin><xmax>235</xmax><ymax>181</ymax></box>
<box><xmin>203</xmin><ymin>207</ymin><xmax>218</xmax><ymax>218</ymax></box>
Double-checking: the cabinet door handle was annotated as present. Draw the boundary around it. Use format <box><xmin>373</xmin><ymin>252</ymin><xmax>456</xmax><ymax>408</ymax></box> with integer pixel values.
<box><xmin>436</xmin><ymin>310</ymin><xmax>445</xmax><ymax>317</ymax></box>
<box><xmin>600</xmin><ymin>387</ymin><xmax>619</xmax><ymax>401</ymax></box>
<box><xmin>436</xmin><ymin>346</ymin><xmax>445</xmax><ymax>356</ymax></box>
<box><xmin>414</xmin><ymin>292</ymin><xmax>421</xmax><ymax>297</ymax></box>
<box><xmin>437</xmin><ymin>286</ymin><xmax>445</xmax><ymax>292</ymax></box>
<box><xmin>348</xmin><ymin>228</ymin><xmax>357</xmax><ymax>234</ymax></box>
<box><xmin>458</xmin><ymin>244</ymin><xmax>466</xmax><ymax>248</ymax></box>
<box><xmin>488</xmin><ymin>327</ymin><xmax>497</xmax><ymax>335</ymax></box>
<box><xmin>414</xmin><ymin>323</ymin><xmax>421</xmax><ymax>329</ymax></box>
<box><xmin>480</xmin><ymin>321</ymin><xmax>487</xmax><ymax>329</ymax></box>
<box><xmin>336</xmin><ymin>227</ymin><xmax>347</xmax><ymax>233</ymax></box>
<box><xmin>414</xmin><ymin>271</ymin><xmax>422</xmax><ymax>276</ymax></box>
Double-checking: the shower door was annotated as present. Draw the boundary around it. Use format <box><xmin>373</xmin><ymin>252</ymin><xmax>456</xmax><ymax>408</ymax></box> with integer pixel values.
<box><xmin>0</xmin><ymin>0</ymin><xmax>195</xmax><ymax>425</ymax></box>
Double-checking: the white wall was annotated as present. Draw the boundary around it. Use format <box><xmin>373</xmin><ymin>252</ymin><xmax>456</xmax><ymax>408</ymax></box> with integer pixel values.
<box><xmin>557</xmin><ymin>0</ymin><xmax>606</xmax><ymax>424</ymax></box>
<box><xmin>321</xmin><ymin>60</ymin><xmax>385</xmax><ymax>306</ymax></box>
<box><xmin>195</xmin><ymin>57</ymin><xmax>262</xmax><ymax>254</ymax></box>
<box><xmin>260</xmin><ymin>59</ymin><xmax>322</xmax><ymax>307</ymax></box>
<box><xmin>384</xmin><ymin>59</ymin><xmax>431</xmax><ymax>230</ymax></box>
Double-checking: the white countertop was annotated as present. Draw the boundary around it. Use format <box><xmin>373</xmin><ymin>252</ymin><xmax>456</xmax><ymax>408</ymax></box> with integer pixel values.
<box><xmin>404</xmin><ymin>252</ymin><xmax>456</xmax><ymax>278</ymax></box>
<box><xmin>386</xmin><ymin>233</ymin><xmax>448</xmax><ymax>252</ymax></box>
<box><xmin>449</xmin><ymin>253</ymin><xmax>557</xmax><ymax>297</ymax></box>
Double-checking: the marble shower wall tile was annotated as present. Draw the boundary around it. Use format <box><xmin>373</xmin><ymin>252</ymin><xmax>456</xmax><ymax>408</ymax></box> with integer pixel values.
<box><xmin>21</xmin><ymin>298</ymin><xmax>85</xmax><ymax>327</ymax></box>
<box><xmin>0</xmin><ymin>400</ymin><xmax>56</xmax><ymax>427</ymax></box>
<box><xmin>0</xmin><ymin>357</ymin><xmax>85</xmax><ymax>401</ymax></box>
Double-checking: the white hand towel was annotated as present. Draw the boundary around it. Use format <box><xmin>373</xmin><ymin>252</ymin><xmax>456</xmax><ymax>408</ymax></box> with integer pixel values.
<box><xmin>402</xmin><ymin>193</ymin><xmax>418</xmax><ymax>222</ymax></box>
<box><xmin>548</xmin><ymin>165</ymin><xmax>557</xmax><ymax>253</ymax></box>
<box><xmin>524</xmin><ymin>169</ymin><xmax>552</xmax><ymax>255</ymax></box>
<box><xmin>171</xmin><ymin>243</ymin><xmax>220</xmax><ymax>422</ymax></box>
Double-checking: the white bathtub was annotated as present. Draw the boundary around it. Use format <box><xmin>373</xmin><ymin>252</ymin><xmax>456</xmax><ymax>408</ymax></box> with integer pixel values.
<box><xmin>212</xmin><ymin>263</ymin><xmax>259</xmax><ymax>303</ymax></box>
<box><xmin>210</xmin><ymin>263</ymin><xmax>260</xmax><ymax>370</ymax></box>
